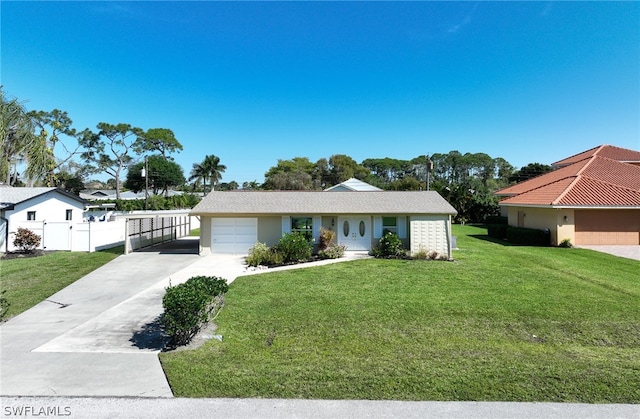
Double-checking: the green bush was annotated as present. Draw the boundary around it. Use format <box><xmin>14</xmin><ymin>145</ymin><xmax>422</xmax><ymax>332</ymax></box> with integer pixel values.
<box><xmin>374</xmin><ymin>231</ymin><xmax>406</xmax><ymax>258</ymax></box>
<box><xmin>318</xmin><ymin>243</ymin><xmax>347</xmax><ymax>259</ymax></box>
<box><xmin>162</xmin><ymin>276</ymin><xmax>229</xmax><ymax>347</ymax></box>
<box><xmin>487</xmin><ymin>223</ymin><xmax>508</xmax><ymax>239</ymax></box>
<box><xmin>506</xmin><ymin>226</ymin><xmax>550</xmax><ymax>246</ymax></box>
<box><xmin>247</xmin><ymin>243</ymin><xmax>273</xmax><ymax>266</ymax></box>
<box><xmin>486</xmin><ymin>216</ymin><xmax>508</xmax><ymax>225</ymax></box>
<box><xmin>275</xmin><ymin>232</ymin><xmax>312</xmax><ymax>263</ymax></box>
<box><xmin>558</xmin><ymin>238</ymin><xmax>573</xmax><ymax>248</ymax></box>
<box><xmin>12</xmin><ymin>227</ymin><xmax>41</xmax><ymax>253</ymax></box>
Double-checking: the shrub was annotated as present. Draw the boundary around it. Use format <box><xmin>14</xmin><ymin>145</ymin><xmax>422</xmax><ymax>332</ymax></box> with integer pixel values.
<box><xmin>246</xmin><ymin>242</ymin><xmax>272</xmax><ymax>267</ymax></box>
<box><xmin>486</xmin><ymin>216</ymin><xmax>508</xmax><ymax>225</ymax></box>
<box><xmin>374</xmin><ymin>231</ymin><xmax>406</xmax><ymax>258</ymax></box>
<box><xmin>319</xmin><ymin>243</ymin><xmax>347</xmax><ymax>259</ymax></box>
<box><xmin>487</xmin><ymin>223</ymin><xmax>508</xmax><ymax>239</ymax></box>
<box><xmin>0</xmin><ymin>290</ymin><xmax>9</xmax><ymax>322</ymax></box>
<box><xmin>506</xmin><ymin>226</ymin><xmax>550</xmax><ymax>246</ymax></box>
<box><xmin>162</xmin><ymin>276</ymin><xmax>229</xmax><ymax>347</ymax></box>
<box><xmin>559</xmin><ymin>238</ymin><xmax>573</xmax><ymax>248</ymax></box>
<box><xmin>318</xmin><ymin>227</ymin><xmax>336</xmax><ymax>251</ymax></box>
<box><xmin>12</xmin><ymin>227</ymin><xmax>41</xmax><ymax>253</ymax></box>
<box><xmin>275</xmin><ymin>232</ymin><xmax>312</xmax><ymax>263</ymax></box>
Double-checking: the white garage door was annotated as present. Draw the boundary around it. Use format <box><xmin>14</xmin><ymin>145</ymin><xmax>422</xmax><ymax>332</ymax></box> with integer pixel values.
<box><xmin>211</xmin><ymin>218</ymin><xmax>257</xmax><ymax>254</ymax></box>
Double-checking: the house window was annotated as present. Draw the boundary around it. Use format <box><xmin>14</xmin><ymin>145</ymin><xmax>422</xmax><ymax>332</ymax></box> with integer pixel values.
<box><xmin>382</xmin><ymin>217</ymin><xmax>397</xmax><ymax>234</ymax></box>
<box><xmin>291</xmin><ymin>217</ymin><xmax>313</xmax><ymax>241</ymax></box>
<box><xmin>27</xmin><ymin>211</ymin><xmax>36</xmax><ymax>221</ymax></box>
<box><xmin>66</xmin><ymin>209</ymin><xmax>73</xmax><ymax>221</ymax></box>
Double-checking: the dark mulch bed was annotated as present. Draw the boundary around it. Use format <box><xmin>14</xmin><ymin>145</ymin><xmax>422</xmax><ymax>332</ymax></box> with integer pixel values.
<box><xmin>1</xmin><ymin>250</ymin><xmax>52</xmax><ymax>260</ymax></box>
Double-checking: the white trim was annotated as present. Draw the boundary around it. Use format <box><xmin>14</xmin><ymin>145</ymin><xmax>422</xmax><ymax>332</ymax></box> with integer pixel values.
<box><xmin>398</xmin><ymin>216</ymin><xmax>407</xmax><ymax>238</ymax></box>
<box><xmin>281</xmin><ymin>216</ymin><xmax>291</xmax><ymax>235</ymax></box>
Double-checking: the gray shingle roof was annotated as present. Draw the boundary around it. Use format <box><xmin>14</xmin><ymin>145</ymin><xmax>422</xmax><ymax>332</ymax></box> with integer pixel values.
<box><xmin>191</xmin><ymin>191</ymin><xmax>457</xmax><ymax>215</ymax></box>
<box><xmin>0</xmin><ymin>187</ymin><xmax>86</xmax><ymax>209</ymax></box>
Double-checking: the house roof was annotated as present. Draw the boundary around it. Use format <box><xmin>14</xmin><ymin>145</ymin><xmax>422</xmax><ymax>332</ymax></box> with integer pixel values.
<box><xmin>324</xmin><ymin>178</ymin><xmax>382</xmax><ymax>191</ymax></box>
<box><xmin>496</xmin><ymin>152</ymin><xmax>640</xmax><ymax>207</ymax></box>
<box><xmin>191</xmin><ymin>190</ymin><xmax>457</xmax><ymax>216</ymax></box>
<box><xmin>0</xmin><ymin>187</ymin><xmax>87</xmax><ymax>210</ymax></box>
<box><xmin>552</xmin><ymin>144</ymin><xmax>640</xmax><ymax>168</ymax></box>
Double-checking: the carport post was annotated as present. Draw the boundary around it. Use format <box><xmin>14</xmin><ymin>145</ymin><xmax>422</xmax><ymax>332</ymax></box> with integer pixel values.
<box><xmin>124</xmin><ymin>218</ymin><xmax>131</xmax><ymax>254</ymax></box>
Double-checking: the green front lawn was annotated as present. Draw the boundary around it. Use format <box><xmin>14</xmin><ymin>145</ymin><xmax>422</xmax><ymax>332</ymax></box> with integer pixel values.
<box><xmin>160</xmin><ymin>225</ymin><xmax>640</xmax><ymax>402</ymax></box>
<box><xmin>0</xmin><ymin>246</ymin><xmax>122</xmax><ymax>319</ymax></box>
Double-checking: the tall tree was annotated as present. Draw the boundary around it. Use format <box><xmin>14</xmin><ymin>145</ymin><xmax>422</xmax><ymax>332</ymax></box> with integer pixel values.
<box><xmin>125</xmin><ymin>155</ymin><xmax>185</xmax><ymax>195</ymax></box>
<box><xmin>263</xmin><ymin>157</ymin><xmax>316</xmax><ymax>190</ymax></box>
<box><xmin>79</xmin><ymin>123</ymin><xmax>143</xmax><ymax>199</ymax></box>
<box><xmin>509</xmin><ymin>163</ymin><xmax>552</xmax><ymax>183</ymax></box>
<box><xmin>0</xmin><ymin>89</ymin><xmax>39</xmax><ymax>185</ymax></box>
<box><xmin>136</xmin><ymin>128</ymin><xmax>183</xmax><ymax>159</ymax></box>
<box><xmin>27</xmin><ymin>109</ymin><xmax>80</xmax><ymax>185</ymax></box>
<box><xmin>189</xmin><ymin>154</ymin><xmax>226</xmax><ymax>194</ymax></box>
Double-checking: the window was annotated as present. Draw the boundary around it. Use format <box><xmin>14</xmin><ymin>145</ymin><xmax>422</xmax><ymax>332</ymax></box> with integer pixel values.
<box><xmin>66</xmin><ymin>209</ymin><xmax>73</xmax><ymax>221</ymax></box>
<box><xmin>27</xmin><ymin>211</ymin><xmax>36</xmax><ymax>221</ymax></box>
<box><xmin>291</xmin><ymin>217</ymin><xmax>313</xmax><ymax>241</ymax></box>
<box><xmin>382</xmin><ymin>217</ymin><xmax>397</xmax><ymax>234</ymax></box>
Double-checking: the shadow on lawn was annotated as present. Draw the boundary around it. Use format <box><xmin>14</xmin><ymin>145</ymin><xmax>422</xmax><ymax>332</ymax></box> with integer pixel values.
<box><xmin>468</xmin><ymin>234</ymin><xmax>516</xmax><ymax>246</ymax></box>
<box><xmin>130</xmin><ymin>315</ymin><xmax>169</xmax><ymax>351</ymax></box>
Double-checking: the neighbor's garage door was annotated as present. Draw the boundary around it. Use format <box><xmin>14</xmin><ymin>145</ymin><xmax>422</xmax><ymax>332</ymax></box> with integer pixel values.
<box><xmin>575</xmin><ymin>210</ymin><xmax>640</xmax><ymax>245</ymax></box>
<box><xmin>211</xmin><ymin>218</ymin><xmax>258</xmax><ymax>254</ymax></box>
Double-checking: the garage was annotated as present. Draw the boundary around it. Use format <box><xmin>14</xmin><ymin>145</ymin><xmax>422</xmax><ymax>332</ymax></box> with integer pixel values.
<box><xmin>575</xmin><ymin>209</ymin><xmax>640</xmax><ymax>245</ymax></box>
<box><xmin>211</xmin><ymin>218</ymin><xmax>258</xmax><ymax>254</ymax></box>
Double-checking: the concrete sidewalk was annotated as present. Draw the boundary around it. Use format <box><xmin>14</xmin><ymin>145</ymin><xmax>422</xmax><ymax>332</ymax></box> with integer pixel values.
<box><xmin>0</xmin><ymin>239</ymin><xmax>370</xmax><ymax>397</ymax></box>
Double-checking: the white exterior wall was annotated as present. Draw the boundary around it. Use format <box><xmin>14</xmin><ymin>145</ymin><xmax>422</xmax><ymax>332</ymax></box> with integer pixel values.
<box><xmin>409</xmin><ymin>215</ymin><xmax>452</xmax><ymax>257</ymax></box>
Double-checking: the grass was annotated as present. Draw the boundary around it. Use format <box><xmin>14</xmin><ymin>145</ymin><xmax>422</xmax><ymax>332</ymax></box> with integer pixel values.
<box><xmin>0</xmin><ymin>246</ymin><xmax>123</xmax><ymax>319</ymax></box>
<box><xmin>160</xmin><ymin>225</ymin><xmax>640</xmax><ymax>402</ymax></box>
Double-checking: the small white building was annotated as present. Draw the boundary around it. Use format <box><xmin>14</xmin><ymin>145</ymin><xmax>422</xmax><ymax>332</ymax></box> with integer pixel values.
<box><xmin>0</xmin><ymin>187</ymin><xmax>87</xmax><ymax>252</ymax></box>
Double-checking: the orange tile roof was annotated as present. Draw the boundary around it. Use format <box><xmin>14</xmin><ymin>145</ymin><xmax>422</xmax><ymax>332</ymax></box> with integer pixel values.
<box><xmin>496</xmin><ymin>145</ymin><xmax>640</xmax><ymax>207</ymax></box>
<box><xmin>552</xmin><ymin>144</ymin><xmax>640</xmax><ymax>167</ymax></box>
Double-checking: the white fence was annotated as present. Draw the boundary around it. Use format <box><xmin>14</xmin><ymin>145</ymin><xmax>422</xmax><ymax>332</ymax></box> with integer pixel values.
<box><xmin>1</xmin><ymin>211</ymin><xmax>200</xmax><ymax>254</ymax></box>
<box><xmin>1</xmin><ymin>219</ymin><xmax>126</xmax><ymax>253</ymax></box>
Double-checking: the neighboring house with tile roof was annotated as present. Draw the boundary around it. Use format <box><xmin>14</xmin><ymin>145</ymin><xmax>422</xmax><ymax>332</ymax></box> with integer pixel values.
<box><xmin>0</xmin><ymin>187</ymin><xmax>87</xmax><ymax>252</ymax></box>
<box><xmin>191</xmin><ymin>189</ymin><xmax>457</xmax><ymax>257</ymax></box>
<box><xmin>494</xmin><ymin>145</ymin><xmax>640</xmax><ymax>246</ymax></box>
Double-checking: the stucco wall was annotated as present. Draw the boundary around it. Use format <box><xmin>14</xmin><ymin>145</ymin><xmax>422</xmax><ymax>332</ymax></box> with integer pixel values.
<box><xmin>258</xmin><ymin>216</ymin><xmax>283</xmax><ymax>246</ymax></box>
<box><xmin>506</xmin><ymin>206</ymin><xmax>574</xmax><ymax>246</ymax></box>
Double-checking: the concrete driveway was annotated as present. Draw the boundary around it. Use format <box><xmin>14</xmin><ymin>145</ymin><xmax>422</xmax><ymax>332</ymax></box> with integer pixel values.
<box><xmin>0</xmin><ymin>238</ymin><xmax>369</xmax><ymax>397</ymax></box>
<box><xmin>577</xmin><ymin>245</ymin><xmax>640</xmax><ymax>261</ymax></box>
<box><xmin>0</xmin><ymin>238</ymin><xmax>245</xmax><ymax>397</ymax></box>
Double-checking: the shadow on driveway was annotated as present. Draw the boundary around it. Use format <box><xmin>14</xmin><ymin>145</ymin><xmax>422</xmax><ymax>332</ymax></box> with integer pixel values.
<box><xmin>138</xmin><ymin>237</ymin><xmax>200</xmax><ymax>254</ymax></box>
<box><xmin>130</xmin><ymin>315</ymin><xmax>169</xmax><ymax>351</ymax></box>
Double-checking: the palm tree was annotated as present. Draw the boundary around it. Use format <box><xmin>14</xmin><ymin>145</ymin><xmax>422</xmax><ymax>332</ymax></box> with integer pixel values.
<box><xmin>0</xmin><ymin>89</ymin><xmax>41</xmax><ymax>185</ymax></box>
<box><xmin>189</xmin><ymin>154</ymin><xmax>226</xmax><ymax>194</ymax></box>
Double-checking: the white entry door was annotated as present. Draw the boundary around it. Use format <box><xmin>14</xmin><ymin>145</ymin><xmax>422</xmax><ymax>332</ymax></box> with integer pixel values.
<box><xmin>338</xmin><ymin>216</ymin><xmax>371</xmax><ymax>251</ymax></box>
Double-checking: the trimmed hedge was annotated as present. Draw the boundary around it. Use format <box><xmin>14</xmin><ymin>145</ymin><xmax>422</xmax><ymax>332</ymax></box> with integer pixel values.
<box><xmin>487</xmin><ymin>223</ymin><xmax>508</xmax><ymax>239</ymax></box>
<box><xmin>486</xmin><ymin>216</ymin><xmax>508</xmax><ymax>225</ymax></box>
<box><xmin>162</xmin><ymin>276</ymin><xmax>228</xmax><ymax>347</ymax></box>
<box><xmin>506</xmin><ymin>226</ymin><xmax>550</xmax><ymax>246</ymax></box>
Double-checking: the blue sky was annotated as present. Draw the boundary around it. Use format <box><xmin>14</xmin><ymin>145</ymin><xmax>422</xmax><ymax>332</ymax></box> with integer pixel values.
<box><xmin>2</xmin><ymin>1</ymin><xmax>639</xmax><ymax>185</ymax></box>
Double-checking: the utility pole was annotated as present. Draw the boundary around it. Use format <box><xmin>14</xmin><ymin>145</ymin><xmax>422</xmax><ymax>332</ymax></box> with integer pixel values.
<box><xmin>426</xmin><ymin>154</ymin><xmax>433</xmax><ymax>191</ymax></box>
<box><xmin>141</xmin><ymin>156</ymin><xmax>149</xmax><ymax>210</ymax></box>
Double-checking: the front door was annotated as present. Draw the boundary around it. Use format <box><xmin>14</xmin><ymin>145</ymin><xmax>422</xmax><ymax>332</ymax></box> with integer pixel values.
<box><xmin>338</xmin><ymin>216</ymin><xmax>371</xmax><ymax>251</ymax></box>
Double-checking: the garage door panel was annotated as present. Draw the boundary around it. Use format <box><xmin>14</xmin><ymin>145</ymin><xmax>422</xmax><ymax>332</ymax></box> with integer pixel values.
<box><xmin>211</xmin><ymin>218</ymin><xmax>257</xmax><ymax>254</ymax></box>
<box><xmin>575</xmin><ymin>210</ymin><xmax>640</xmax><ymax>245</ymax></box>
